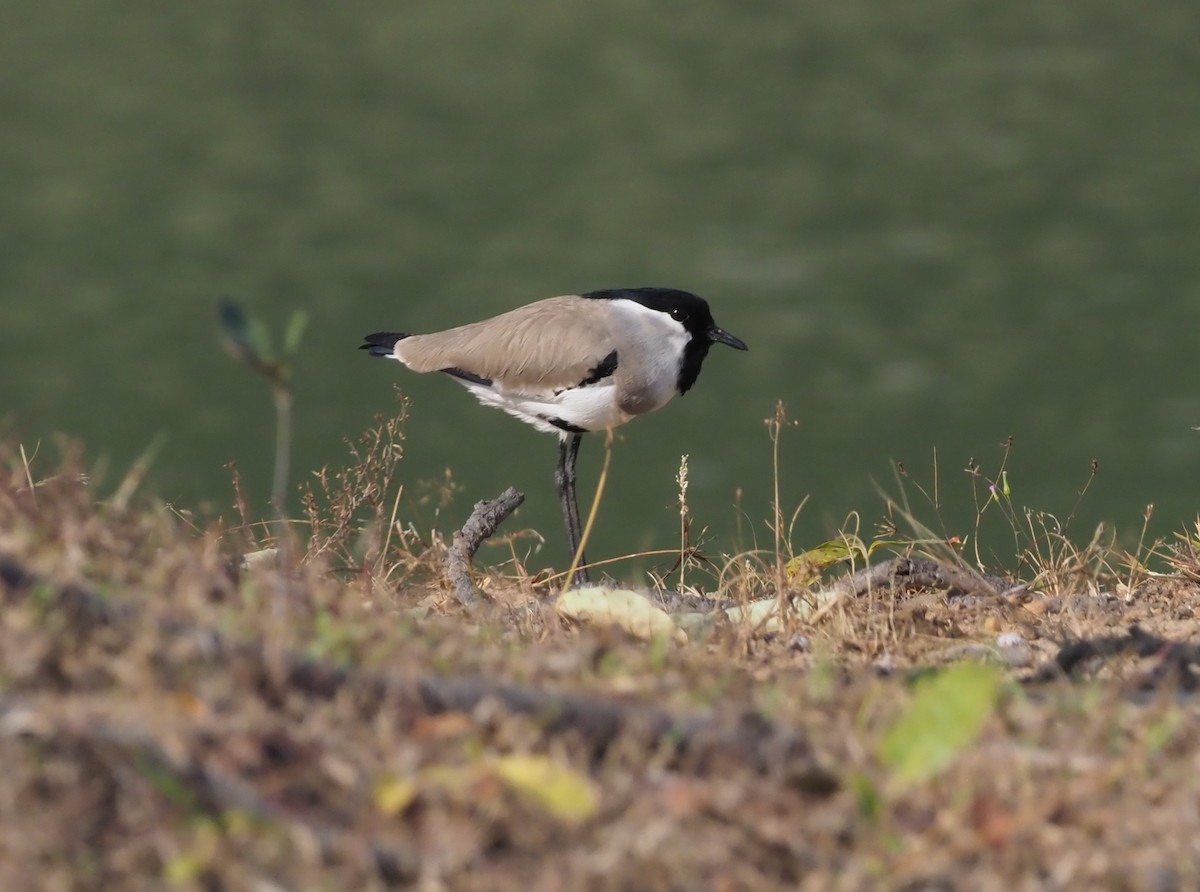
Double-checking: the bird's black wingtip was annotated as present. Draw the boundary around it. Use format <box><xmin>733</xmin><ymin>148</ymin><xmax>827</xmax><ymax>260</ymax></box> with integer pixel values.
<box><xmin>360</xmin><ymin>331</ymin><xmax>408</xmax><ymax>357</ymax></box>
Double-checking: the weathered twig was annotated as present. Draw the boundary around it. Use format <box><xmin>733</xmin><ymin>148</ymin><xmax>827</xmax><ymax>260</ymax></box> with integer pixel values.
<box><xmin>445</xmin><ymin>487</ymin><xmax>525</xmax><ymax>608</ymax></box>
<box><xmin>801</xmin><ymin>556</ymin><xmax>1020</xmax><ymax>626</ymax></box>
<box><xmin>828</xmin><ymin>557</ymin><xmax>1016</xmax><ymax>601</ymax></box>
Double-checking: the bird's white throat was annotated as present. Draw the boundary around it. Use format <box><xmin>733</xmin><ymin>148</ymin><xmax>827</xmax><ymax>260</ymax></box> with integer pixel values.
<box><xmin>605</xmin><ymin>298</ymin><xmax>692</xmax><ymax>410</ymax></box>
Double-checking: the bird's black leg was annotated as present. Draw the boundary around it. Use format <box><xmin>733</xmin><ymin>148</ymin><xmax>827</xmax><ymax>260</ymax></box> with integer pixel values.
<box><xmin>555</xmin><ymin>433</ymin><xmax>590</xmax><ymax>586</ymax></box>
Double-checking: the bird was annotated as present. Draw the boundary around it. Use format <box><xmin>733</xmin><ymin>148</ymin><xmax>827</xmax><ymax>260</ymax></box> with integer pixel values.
<box><xmin>360</xmin><ymin>287</ymin><xmax>748</xmax><ymax>587</ymax></box>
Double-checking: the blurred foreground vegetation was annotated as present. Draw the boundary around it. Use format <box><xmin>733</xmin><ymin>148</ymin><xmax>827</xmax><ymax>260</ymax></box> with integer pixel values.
<box><xmin>4</xmin><ymin>429</ymin><xmax>1200</xmax><ymax>889</ymax></box>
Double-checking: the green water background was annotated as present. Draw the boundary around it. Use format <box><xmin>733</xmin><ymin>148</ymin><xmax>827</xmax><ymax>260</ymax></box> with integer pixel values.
<box><xmin>4</xmin><ymin>3</ymin><xmax>1198</xmax><ymax>575</ymax></box>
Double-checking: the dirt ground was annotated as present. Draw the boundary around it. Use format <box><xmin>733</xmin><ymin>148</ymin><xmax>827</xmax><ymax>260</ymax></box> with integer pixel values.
<box><xmin>3</xmin><ymin>439</ymin><xmax>1200</xmax><ymax>891</ymax></box>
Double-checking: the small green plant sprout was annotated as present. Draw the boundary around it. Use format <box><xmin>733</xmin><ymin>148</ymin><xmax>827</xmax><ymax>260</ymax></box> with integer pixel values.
<box><xmin>992</xmin><ymin>469</ymin><xmax>1011</xmax><ymax>502</ymax></box>
<box><xmin>218</xmin><ymin>298</ymin><xmax>308</xmax><ymax>555</ymax></box>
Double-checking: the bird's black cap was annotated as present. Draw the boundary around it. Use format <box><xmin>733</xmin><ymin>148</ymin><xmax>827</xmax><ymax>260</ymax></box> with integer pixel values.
<box><xmin>582</xmin><ymin>287</ymin><xmax>747</xmax><ymax>394</ymax></box>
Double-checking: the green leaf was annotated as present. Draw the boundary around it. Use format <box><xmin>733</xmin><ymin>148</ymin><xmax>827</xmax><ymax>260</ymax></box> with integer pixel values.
<box><xmin>217</xmin><ymin>298</ymin><xmax>273</xmax><ymax>366</ymax></box>
<box><xmin>217</xmin><ymin>298</ymin><xmax>252</xmax><ymax>359</ymax></box>
<box><xmin>283</xmin><ymin>308</ymin><xmax>309</xmax><ymax>357</ymax></box>
<box><xmin>879</xmin><ymin>661</ymin><xmax>1002</xmax><ymax>791</ymax></box>
<box><xmin>164</xmin><ymin>852</ymin><xmax>204</xmax><ymax>883</ymax></box>
<box><xmin>246</xmin><ymin>317</ymin><xmax>274</xmax><ymax>362</ymax></box>
<box><xmin>374</xmin><ymin>775</ymin><xmax>418</xmax><ymax>816</ymax></box>
<box><xmin>786</xmin><ymin>538</ymin><xmax>861</xmax><ymax>582</ymax></box>
<box><xmin>785</xmin><ymin>535</ymin><xmax>933</xmax><ymax>585</ymax></box>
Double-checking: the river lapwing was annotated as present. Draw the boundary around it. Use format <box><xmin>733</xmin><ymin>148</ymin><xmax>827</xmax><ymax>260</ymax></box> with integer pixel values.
<box><xmin>360</xmin><ymin>287</ymin><xmax>748</xmax><ymax>586</ymax></box>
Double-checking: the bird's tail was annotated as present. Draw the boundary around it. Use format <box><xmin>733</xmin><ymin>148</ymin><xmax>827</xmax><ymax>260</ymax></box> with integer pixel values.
<box><xmin>359</xmin><ymin>332</ymin><xmax>409</xmax><ymax>357</ymax></box>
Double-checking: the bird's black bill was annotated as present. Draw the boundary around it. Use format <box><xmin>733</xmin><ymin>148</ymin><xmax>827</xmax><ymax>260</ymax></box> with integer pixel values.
<box><xmin>708</xmin><ymin>326</ymin><xmax>748</xmax><ymax>351</ymax></box>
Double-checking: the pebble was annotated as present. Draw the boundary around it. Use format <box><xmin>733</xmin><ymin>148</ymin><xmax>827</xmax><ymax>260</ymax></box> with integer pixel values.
<box><xmin>995</xmin><ymin>632</ymin><xmax>1026</xmax><ymax>648</ymax></box>
<box><xmin>787</xmin><ymin>634</ymin><xmax>811</xmax><ymax>653</ymax></box>
<box><xmin>998</xmin><ymin>644</ymin><xmax>1034</xmax><ymax>668</ymax></box>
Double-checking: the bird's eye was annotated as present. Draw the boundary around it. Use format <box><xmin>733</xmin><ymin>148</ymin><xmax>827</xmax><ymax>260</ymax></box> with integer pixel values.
<box><xmin>670</xmin><ymin>308</ymin><xmax>689</xmax><ymax>322</ymax></box>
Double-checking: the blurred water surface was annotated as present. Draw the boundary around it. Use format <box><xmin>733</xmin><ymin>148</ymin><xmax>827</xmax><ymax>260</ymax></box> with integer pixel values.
<box><xmin>4</xmin><ymin>3</ymin><xmax>1199</xmax><ymax>574</ymax></box>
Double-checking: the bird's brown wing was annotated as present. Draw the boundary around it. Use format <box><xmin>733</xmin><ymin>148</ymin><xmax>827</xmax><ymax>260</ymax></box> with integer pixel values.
<box><xmin>395</xmin><ymin>296</ymin><xmax>619</xmax><ymax>392</ymax></box>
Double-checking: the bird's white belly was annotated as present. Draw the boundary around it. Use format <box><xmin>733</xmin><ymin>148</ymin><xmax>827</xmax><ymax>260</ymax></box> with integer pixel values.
<box><xmin>463</xmin><ymin>381</ymin><xmax>657</xmax><ymax>435</ymax></box>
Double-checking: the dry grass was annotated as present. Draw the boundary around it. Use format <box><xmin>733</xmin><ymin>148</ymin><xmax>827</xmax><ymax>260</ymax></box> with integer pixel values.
<box><xmin>3</xmin><ymin>428</ymin><xmax>1200</xmax><ymax>891</ymax></box>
